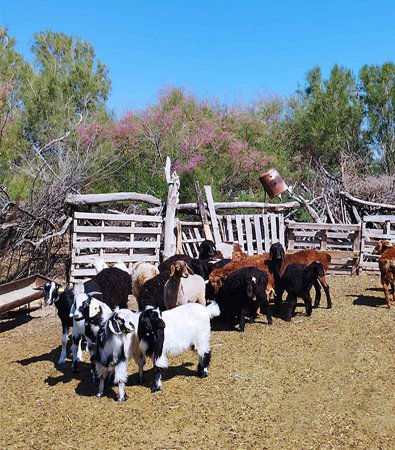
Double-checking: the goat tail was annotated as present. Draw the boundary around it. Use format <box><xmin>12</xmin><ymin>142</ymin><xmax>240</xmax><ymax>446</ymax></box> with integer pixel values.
<box><xmin>206</xmin><ymin>301</ymin><xmax>220</xmax><ymax>319</ymax></box>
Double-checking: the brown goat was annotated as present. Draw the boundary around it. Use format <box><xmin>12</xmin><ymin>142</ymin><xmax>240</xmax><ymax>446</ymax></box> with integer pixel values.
<box><xmin>372</xmin><ymin>240</ymin><xmax>394</xmax><ymax>255</ymax></box>
<box><xmin>269</xmin><ymin>243</ymin><xmax>332</xmax><ymax>310</ymax></box>
<box><xmin>209</xmin><ymin>253</ymin><xmax>275</xmax><ymax>298</ymax></box>
<box><xmin>378</xmin><ymin>248</ymin><xmax>395</xmax><ymax>308</ymax></box>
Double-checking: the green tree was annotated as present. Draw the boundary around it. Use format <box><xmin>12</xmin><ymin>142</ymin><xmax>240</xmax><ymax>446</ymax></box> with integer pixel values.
<box><xmin>20</xmin><ymin>31</ymin><xmax>111</xmax><ymax>148</ymax></box>
<box><xmin>0</xmin><ymin>28</ymin><xmax>30</xmax><ymax>192</ymax></box>
<box><xmin>359</xmin><ymin>62</ymin><xmax>395</xmax><ymax>174</ymax></box>
<box><xmin>290</xmin><ymin>65</ymin><xmax>367</xmax><ymax>171</ymax></box>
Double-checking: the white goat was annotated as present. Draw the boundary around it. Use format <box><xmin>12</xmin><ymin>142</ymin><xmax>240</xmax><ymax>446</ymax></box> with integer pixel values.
<box><xmin>164</xmin><ymin>260</ymin><xmax>206</xmax><ymax>310</ymax></box>
<box><xmin>132</xmin><ymin>302</ymin><xmax>220</xmax><ymax>392</ymax></box>
<box><xmin>131</xmin><ymin>261</ymin><xmax>160</xmax><ymax>298</ymax></box>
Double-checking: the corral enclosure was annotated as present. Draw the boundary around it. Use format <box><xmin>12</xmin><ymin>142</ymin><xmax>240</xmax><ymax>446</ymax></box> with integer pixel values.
<box><xmin>1</xmin><ymin>274</ymin><xmax>395</xmax><ymax>449</ymax></box>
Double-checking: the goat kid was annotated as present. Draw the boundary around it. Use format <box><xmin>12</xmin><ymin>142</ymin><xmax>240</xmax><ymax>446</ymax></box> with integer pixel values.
<box><xmin>73</xmin><ymin>293</ymin><xmax>112</xmax><ymax>380</ymax></box>
<box><xmin>278</xmin><ymin>261</ymin><xmax>325</xmax><ymax>321</ymax></box>
<box><xmin>94</xmin><ymin>309</ymin><xmax>138</xmax><ymax>402</ymax></box>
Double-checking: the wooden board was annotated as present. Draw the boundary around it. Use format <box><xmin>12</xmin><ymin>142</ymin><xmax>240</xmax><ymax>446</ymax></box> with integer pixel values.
<box><xmin>0</xmin><ymin>274</ymin><xmax>51</xmax><ymax>314</ymax></box>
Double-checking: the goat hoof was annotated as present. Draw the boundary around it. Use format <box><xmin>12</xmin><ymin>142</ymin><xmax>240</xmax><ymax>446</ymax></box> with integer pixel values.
<box><xmin>151</xmin><ymin>385</ymin><xmax>161</xmax><ymax>393</ymax></box>
<box><xmin>96</xmin><ymin>393</ymin><xmax>103</xmax><ymax>398</ymax></box>
<box><xmin>327</xmin><ymin>305</ymin><xmax>333</xmax><ymax>309</ymax></box>
<box><xmin>118</xmin><ymin>397</ymin><xmax>126</xmax><ymax>403</ymax></box>
<box><xmin>198</xmin><ymin>371</ymin><xmax>208</xmax><ymax>379</ymax></box>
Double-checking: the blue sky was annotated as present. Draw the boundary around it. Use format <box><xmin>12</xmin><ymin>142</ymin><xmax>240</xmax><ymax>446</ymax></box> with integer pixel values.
<box><xmin>1</xmin><ymin>0</ymin><xmax>394</xmax><ymax>115</ymax></box>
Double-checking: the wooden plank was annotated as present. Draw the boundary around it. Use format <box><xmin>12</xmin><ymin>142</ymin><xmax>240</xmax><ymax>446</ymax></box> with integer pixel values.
<box><xmin>74</xmin><ymin>211</ymin><xmax>162</xmax><ymax>222</ymax></box>
<box><xmin>204</xmin><ymin>186</ymin><xmax>222</xmax><ymax>244</ymax></box>
<box><xmin>73</xmin><ymin>241</ymin><xmax>160</xmax><ymax>250</ymax></box>
<box><xmin>286</xmin><ymin>221</ymin><xmax>360</xmax><ymax>231</ymax></box>
<box><xmin>245</xmin><ymin>216</ymin><xmax>254</xmax><ymax>255</ymax></box>
<box><xmin>235</xmin><ymin>215</ymin><xmax>245</xmax><ymax>249</ymax></box>
<box><xmin>320</xmin><ymin>229</ymin><xmax>327</xmax><ymax>250</ymax></box>
<box><xmin>226</xmin><ymin>216</ymin><xmax>234</xmax><ymax>242</ymax></box>
<box><xmin>73</xmin><ymin>254</ymin><xmax>158</xmax><ymax>264</ymax></box>
<box><xmin>278</xmin><ymin>214</ymin><xmax>285</xmax><ymax>247</ymax></box>
<box><xmin>363</xmin><ymin>215</ymin><xmax>395</xmax><ymax>222</ymax></box>
<box><xmin>195</xmin><ymin>181</ymin><xmax>214</xmax><ymax>241</ymax></box>
<box><xmin>182</xmin><ymin>231</ymin><xmax>194</xmax><ymax>257</ymax></box>
<box><xmin>254</xmin><ymin>215</ymin><xmax>263</xmax><ymax>254</ymax></box>
<box><xmin>262</xmin><ymin>214</ymin><xmax>270</xmax><ymax>252</ymax></box>
<box><xmin>74</xmin><ymin>225</ymin><xmax>161</xmax><ymax>234</ymax></box>
<box><xmin>270</xmin><ymin>213</ymin><xmax>277</xmax><ymax>243</ymax></box>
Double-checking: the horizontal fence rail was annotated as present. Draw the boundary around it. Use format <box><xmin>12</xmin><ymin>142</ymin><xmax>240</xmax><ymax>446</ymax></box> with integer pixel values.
<box><xmin>71</xmin><ymin>211</ymin><xmax>162</xmax><ymax>282</ymax></box>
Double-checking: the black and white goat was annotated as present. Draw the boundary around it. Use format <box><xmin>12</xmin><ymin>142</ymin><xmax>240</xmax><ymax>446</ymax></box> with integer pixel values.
<box><xmin>132</xmin><ymin>302</ymin><xmax>220</xmax><ymax>393</ymax></box>
<box><xmin>41</xmin><ymin>281</ymin><xmax>76</xmax><ymax>364</ymax></box>
<box><xmin>72</xmin><ymin>293</ymin><xmax>112</xmax><ymax>379</ymax></box>
<box><xmin>93</xmin><ymin>309</ymin><xmax>138</xmax><ymax>402</ymax></box>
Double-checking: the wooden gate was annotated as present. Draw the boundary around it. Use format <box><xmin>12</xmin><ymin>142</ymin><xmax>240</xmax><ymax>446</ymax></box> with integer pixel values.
<box><xmin>359</xmin><ymin>215</ymin><xmax>395</xmax><ymax>271</ymax></box>
<box><xmin>70</xmin><ymin>212</ymin><xmax>162</xmax><ymax>282</ymax></box>
<box><xmin>286</xmin><ymin>221</ymin><xmax>361</xmax><ymax>274</ymax></box>
<box><xmin>178</xmin><ymin>213</ymin><xmax>285</xmax><ymax>257</ymax></box>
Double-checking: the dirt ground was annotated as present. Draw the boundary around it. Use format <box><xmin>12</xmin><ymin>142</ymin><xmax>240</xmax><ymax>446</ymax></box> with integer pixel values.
<box><xmin>1</xmin><ymin>274</ymin><xmax>395</xmax><ymax>450</ymax></box>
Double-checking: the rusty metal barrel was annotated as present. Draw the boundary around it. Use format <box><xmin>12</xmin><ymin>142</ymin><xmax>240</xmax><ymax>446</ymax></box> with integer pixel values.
<box><xmin>259</xmin><ymin>168</ymin><xmax>288</xmax><ymax>199</ymax></box>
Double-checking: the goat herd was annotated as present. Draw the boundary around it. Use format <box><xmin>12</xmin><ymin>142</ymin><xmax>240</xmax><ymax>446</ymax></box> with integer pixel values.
<box><xmin>38</xmin><ymin>239</ymin><xmax>394</xmax><ymax>402</ymax></box>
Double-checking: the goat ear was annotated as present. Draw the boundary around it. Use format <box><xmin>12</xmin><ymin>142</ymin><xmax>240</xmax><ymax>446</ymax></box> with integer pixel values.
<box><xmin>186</xmin><ymin>264</ymin><xmax>194</xmax><ymax>276</ymax></box>
<box><xmin>170</xmin><ymin>264</ymin><xmax>175</xmax><ymax>276</ymax></box>
<box><xmin>109</xmin><ymin>315</ymin><xmax>122</xmax><ymax>334</ymax></box>
<box><xmin>158</xmin><ymin>318</ymin><xmax>165</xmax><ymax>329</ymax></box>
<box><xmin>69</xmin><ymin>303</ymin><xmax>76</xmax><ymax>318</ymax></box>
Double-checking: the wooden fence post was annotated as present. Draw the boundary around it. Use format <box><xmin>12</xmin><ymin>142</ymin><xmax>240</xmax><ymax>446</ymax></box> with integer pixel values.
<box><xmin>162</xmin><ymin>157</ymin><xmax>180</xmax><ymax>260</ymax></box>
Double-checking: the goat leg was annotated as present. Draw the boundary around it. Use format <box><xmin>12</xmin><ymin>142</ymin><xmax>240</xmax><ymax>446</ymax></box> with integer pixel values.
<box><xmin>97</xmin><ymin>377</ymin><xmax>105</xmax><ymax>398</ymax></box>
<box><xmin>151</xmin><ymin>365</ymin><xmax>163</xmax><ymax>393</ymax></box>
<box><xmin>197</xmin><ymin>351</ymin><xmax>211</xmax><ymax>378</ymax></box>
<box><xmin>303</xmin><ymin>293</ymin><xmax>313</xmax><ymax>316</ymax></box>
<box><xmin>71</xmin><ymin>334</ymin><xmax>82</xmax><ymax>373</ymax></box>
<box><xmin>382</xmin><ymin>279</ymin><xmax>392</xmax><ymax>308</ymax></box>
<box><xmin>285</xmin><ymin>294</ymin><xmax>296</xmax><ymax>322</ymax></box>
<box><xmin>318</xmin><ymin>276</ymin><xmax>332</xmax><ymax>309</ymax></box>
<box><xmin>312</xmin><ymin>280</ymin><xmax>321</xmax><ymax>308</ymax></box>
<box><xmin>58</xmin><ymin>325</ymin><xmax>69</xmax><ymax>365</ymax></box>
<box><xmin>117</xmin><ymin>381</ymin><xmax>126</xmax><ymax>402</ymax></box>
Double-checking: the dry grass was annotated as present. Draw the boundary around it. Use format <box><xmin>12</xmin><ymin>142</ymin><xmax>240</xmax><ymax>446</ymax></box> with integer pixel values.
<box><xmin>1</xmin><ymin>274</ymin><xmax>395</xmax><ymax>449</ymax></box>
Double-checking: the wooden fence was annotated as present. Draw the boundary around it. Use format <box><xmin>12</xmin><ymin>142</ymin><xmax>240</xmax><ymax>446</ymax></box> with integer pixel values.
<box><xmin>286</xmin><ymin>221</ymin><xmax>361</xmax><ymax>274</ymax></box>
<box><xmin>359</xmin><ymin>215</ymin><xmax>395</xmax><ymax>271</ymax></box>
<box><xmin>70</xmin><ymin>211</ymin><xmax>162</xmax><ymax>282</ymax></box>
<box><xmin>178</xmin><ymin>213</ymin><xmax>285</xmax><ymax>257</ymax></box>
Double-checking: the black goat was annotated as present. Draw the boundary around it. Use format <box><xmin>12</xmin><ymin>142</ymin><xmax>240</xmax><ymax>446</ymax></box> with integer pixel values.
<box><xmin>278</xmin><ymin>261</ymin><xmax>325</xmax><ymax>321</ymax></box>
<box><xmin>216</xmin><ymin>267</ymin><xmax>272</xmax><ymax>332</ymax></box>
<box><xmin>137</xmin><ymin>272</ymin><xmax>168</xmax><ymax>311</ymax></box>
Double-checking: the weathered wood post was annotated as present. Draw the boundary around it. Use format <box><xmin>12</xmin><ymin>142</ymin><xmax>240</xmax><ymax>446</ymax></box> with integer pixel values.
<box><xmin>162</xmin><ymin>157</ymin><xmax>180</xmax><ymax>260</ymax></box>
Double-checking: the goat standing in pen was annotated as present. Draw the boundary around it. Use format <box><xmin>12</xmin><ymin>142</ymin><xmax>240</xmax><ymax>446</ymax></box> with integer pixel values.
<box><xmin>268</xmin><ymin>242</ymin><xmax>332</xmax><ymax>312</ymax></box>
<box><xmin>132</xmin><ymin>302</ymin><xmax>220</xmax><ymax>393</ymax></box>
<box><xmin>94</xmin><ymin>309</ymin><xmax>139</xmax><ymax>402</ymax></box>
<box><xmin>277</xmin><ymin>261</ymin><xmax>325</xmax><ymax>321</ymax></box>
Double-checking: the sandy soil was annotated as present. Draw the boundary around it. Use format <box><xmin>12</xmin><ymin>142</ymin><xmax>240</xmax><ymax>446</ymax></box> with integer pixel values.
<box><xmin>1</xmin><ymin>274</ymin><xmax>395</xmax><ymax>450</ymax></box>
